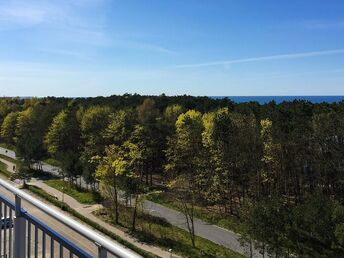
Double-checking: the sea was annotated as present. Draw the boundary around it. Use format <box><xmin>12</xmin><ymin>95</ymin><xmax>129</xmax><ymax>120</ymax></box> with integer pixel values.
<box><xmin>212</xmin><ymin>96</ymin><xmax>344</xmax><ymax>104</ymax></box>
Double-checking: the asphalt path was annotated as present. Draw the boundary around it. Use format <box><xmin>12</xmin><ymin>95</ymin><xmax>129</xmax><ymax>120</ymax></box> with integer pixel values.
<box><xmin>0</xmin><ymin>146</ymin><xmax>263</xmax><ymax>257</ymax></box>
<box><xmin>0</xmin><ymin>147</ymin><xmax>60</xmax><ymax>177</ymax></box>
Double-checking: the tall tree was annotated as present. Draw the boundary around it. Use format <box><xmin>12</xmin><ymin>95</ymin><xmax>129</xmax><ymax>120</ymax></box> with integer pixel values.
<box><xmin>45</xmin><ymin>108</ymin><xmax>82</xmax><ymax>181</ymax></box>
<box><xmin>104</xmin><ymin>109</ymin><xmax>136</xmax><ymax>146</ymax></box>
<box><xmin>79</xmin><ymin>106</ymin><xmax>111</xmax><ymax>186</ymax></box>
<box><xmin>166</xmin><ymin>110</ymin><xmax>206</xmax><ymax>247</ymax></box>
<box><xmin>0</xmin><ymin>111</ymin><xmax>19</xmax><ymax>145</ymax></box>
<box><xmin>136</xmin><ymin>98</ymin><xmax>164</xmax><ymax>185</ymax></box>
<box><xmin>15</xmin><ymin>108</ymin><xmax>46</xmax><ymax>167</ymax></box>
<box><xmin>96</xmin><ymin>144</ymin><xmax>128</xmax><ymax>224</ymax></box>
<box><xmin>203</xmin><ymin>108</ymin><xmax>260</xmax><ymax>214</ymax></box>
<box><xmin>259</xmin><ymin>119</ymin><xmax>282</xmax><ymax>198</ymax></box>
<box><xmin>312</xmin><ymin>111</ymin><xmax>344</xmax><ymax>198</ymax></box>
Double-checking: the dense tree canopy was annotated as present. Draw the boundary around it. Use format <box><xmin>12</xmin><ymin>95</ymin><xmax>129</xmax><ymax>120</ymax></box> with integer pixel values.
<box><xmin>1</xmin><ymin>94</ymin><xmax>344</xmax><ymax>256</ymax></box>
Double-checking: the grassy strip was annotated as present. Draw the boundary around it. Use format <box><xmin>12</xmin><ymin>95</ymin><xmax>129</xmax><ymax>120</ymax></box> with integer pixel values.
<box><xmin>26</xmin><ymin>185</ymin><xmax>158</xmax><ymax>258</ymax></box>
<box><xmin>44</xmin><ymin>158</ymin><xmax>61</xmax><ymax>167</ymax></box>
<box><xmin>95</xmin><ymin>207</ymin><xmax>244</xmax><ymax>258</ymax></box>
<box><xmin>0</xmin><ymin>161</ymin><xmax>12</xmax><ymax>178</ymax></box>
<box><xmin>0</xmin><ymin>160</ymin><xmax>7</xmax><ymax>172</ymax></box>
<box><xmin>147</xmin><ymin>192</ymin><xmax>243</xmax><ymax>234</ymax></box>
<box><xmin>45</xmin><ymin>179</ymin><xmax>102</xmax><ymax>205</ymax></box>
<box><xmin>0</xmin><ymin>154</ymin><xmax>18</xmax><ymax>165</ymax></box>
<box><xmin>0</xmin><ymin>143</ymin><xmax>15</xmax><ymax>151</ymax></box>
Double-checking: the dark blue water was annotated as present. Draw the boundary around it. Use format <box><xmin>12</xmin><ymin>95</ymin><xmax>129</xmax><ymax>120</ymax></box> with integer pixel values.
<box><xmin>212</xmin><ymin>96</ymin><xmax>344</xmax><ymax>104</ymax></box>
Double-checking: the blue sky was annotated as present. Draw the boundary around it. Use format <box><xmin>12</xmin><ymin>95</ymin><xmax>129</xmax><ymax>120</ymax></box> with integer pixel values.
<box><xmin>1</xmin><ymin>0</ymin><xmax>344</xmax><ymax>97</ymax></box>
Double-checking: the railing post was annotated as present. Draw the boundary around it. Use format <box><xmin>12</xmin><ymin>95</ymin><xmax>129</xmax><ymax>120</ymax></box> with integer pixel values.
<box><xmin>97</xmin><ymin>244</ymin><xmax>108</xmax><ymax>258</ymax></box>
<box><xmin>14</xmin><ymin>194</ymin><xmax>26</xmax><ymax>258</ymax></box>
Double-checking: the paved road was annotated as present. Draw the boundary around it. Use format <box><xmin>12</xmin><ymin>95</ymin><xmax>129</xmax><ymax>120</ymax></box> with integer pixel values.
<box><xmin>0</xmin><ymin>147</ymin><xmax>60</xmax><ymax>177</ymax></box>
<box><xmin>0</xmin><ymin>146</ymin><xmax>263</xmax><ymax>257</ymax></box>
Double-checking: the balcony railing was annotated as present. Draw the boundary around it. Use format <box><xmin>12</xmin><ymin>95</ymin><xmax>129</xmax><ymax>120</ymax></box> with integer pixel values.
<box><xmin>0</xmin><ymin>179</ymin><xmax>140</xmax><ymax>258</ymax></box>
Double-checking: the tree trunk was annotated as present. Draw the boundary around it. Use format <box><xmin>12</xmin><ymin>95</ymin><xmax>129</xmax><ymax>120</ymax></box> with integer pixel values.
<box><xmin>183</xmin><ymin>198</ymin><xmax>196</xmax><ymax>248</ymax></box>
<box><xmin>150</xmin><ymin>172</ymin><xmax>153</xmax><ymax>186</ymax></box>
<box><xmin>131</xmin><ymin>195</ymin><xmax>139</xmax><ymax>232</ymax></box>
<box><xmin>249</xmin><ymin>240</ymin><xmax>253</xmax><ymax>258</ymax></box>
<box><xmin>114</xmin><ymin>179</ymin><xmax>119</xmax><ymax>224</ymax></box>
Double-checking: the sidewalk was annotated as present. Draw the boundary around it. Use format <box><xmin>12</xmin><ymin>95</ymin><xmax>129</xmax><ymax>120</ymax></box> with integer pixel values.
<box><xmin>0</xmin><ymin>157</ymin><xmax>178</xmax><ymax>258</ymax></box>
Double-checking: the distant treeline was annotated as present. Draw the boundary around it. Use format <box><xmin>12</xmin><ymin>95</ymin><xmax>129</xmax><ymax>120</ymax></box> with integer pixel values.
<box><xmin>1</xmin><ymin>94</ymin><xmax>344</xmax><ymax>257</ymax></box>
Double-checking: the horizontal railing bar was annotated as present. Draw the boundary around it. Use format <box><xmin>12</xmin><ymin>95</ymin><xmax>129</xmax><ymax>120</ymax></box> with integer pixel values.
<box><xmin>0</xmin><ymin>179</ymin><xmax>140</xmax><ymax>258</ymax></box>
<box><xmin>24</xmin><ymin>213</ymin><xmax>93</xmax><ymax>258</ymax></box>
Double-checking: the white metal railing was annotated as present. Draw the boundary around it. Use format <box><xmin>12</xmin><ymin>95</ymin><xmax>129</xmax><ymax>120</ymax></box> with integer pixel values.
<box><xmin>0</xmin><ymin>179</ymin><xmax>140</xmax><ymax>258</ymax></box>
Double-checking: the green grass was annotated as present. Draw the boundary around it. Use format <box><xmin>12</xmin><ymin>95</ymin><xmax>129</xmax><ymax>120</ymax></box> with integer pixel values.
<box><xmin>45</xmin><ymin>179</ymin><xmax>102</xmax><ymax>205</ymax></box>
<box><xmin>0</xmin><ymin>160</ymin><xmax>12</xmax><ymax>178</ymax></box>
<box><xmin>44</xmin><ymin>158</ymin><xmax>61</xmax><ymax>167</ymax></box>
<box><xmin>94</xmin><ymin>206</ymin><xmax>244</xmax><ymax>258</ymax></box>
<box><xmin>0</xmin><ymin>160</ymin><xmax>7</xmax><ymax>171</ymax></box>
<box><xmin>0</xmin><ymin>143</ymin><xmax>15</xmax><ymax>151</ymax></box>
<box><xmin>147</xmin><ymin>192</ymin><xmax>243</xmax><ymax>234</ymax></box>
<box><xmin>26</xmin><ymin>185</ymin><xmax>158</xmax><ymax>258</ymax></box>
<box><xmin>0</xmin><ymin>154</ymin><xmax>18</xmax><ymax>165</ymax></box>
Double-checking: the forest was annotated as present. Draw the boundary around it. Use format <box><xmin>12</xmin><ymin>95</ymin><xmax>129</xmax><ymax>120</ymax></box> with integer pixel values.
<box><xmin>1</xmin><ymin>94</ymin><xmax>344</xmax><ymax>257</ymax></box>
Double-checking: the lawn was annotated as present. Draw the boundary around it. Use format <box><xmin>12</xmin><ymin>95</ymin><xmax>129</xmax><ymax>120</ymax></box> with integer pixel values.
<box><xmin>44</xmin><ymin>158</ymin><xmax>61</xmax><ymax>167</ymax></box>
<box><xmin>147</xmin><ymin>191</ymin><xmax>243</xmax><ymax>234</ymax></box>
<box><xmin>94</xmin><ymin>205</ymin><xmax>245</xmax><ymax>258</ymax></box>
<box><xmin>0</xmin><ymin>160</ymin><xmax>13</xmax><ymax>178</ymax></box>
<box><xmin>0</xmin><ymin>154</ymin><xmax>18</xmax><ymax>165</ymax></box>
<box><xmin>0</xmin><ymin>160</ymin><xmax>8</xmax><ymax>172</ymax></box>
<box><xmin>45</xmin><ymin>179</ymin><xmax>102</xmax><ymax>205</ymax></box>
<box><xmin>0</xmin><ymin>143</ymin><xmax>15</xmax><ymax>151</ymax></box>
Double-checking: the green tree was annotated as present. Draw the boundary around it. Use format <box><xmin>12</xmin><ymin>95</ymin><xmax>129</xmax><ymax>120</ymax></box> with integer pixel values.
<box><xmin>292</xmin><ymin>193</ymin><xmax>339</xmax><ymax>257</ymax></box>
<box><xmin>104</xmin><ymin>109</ymin><xmax>136</xmax><ymax>146</ymax></box>
<box><xmin>79</xmin><ymin>106</ymin><xmax>111</xmax><ymax>186</ymax></box>
<box><xmin>203</xmin><ymin>108</ymin><xmax>260</xmax><ymax>215</ymax></box>
<box><xmin>45</xmin><ymin>109</ymin><xmax>82</xmax><ymax>181</ymax></box>
<box><xmin>96</xmin><ymin>144</ymin><xmax>128</xmax><ymax>224</ymax></box>
<box><xmin>15</xmin><ymin>108</ymin><xmax>46</xmax><ymax>168</ymax></box>
<box><xmin>166</xmin><ymin>110</ymin><xmax>206</xmax><ymax>247</ymax></box>
<box><xmin>163</xmin><ymin>104</ymin><xmax>184</xmax><ymax>134</ymax></box>
<box><xmin>240</xmin><ymin>197</ymin><xmax>291</xmax><ymax>257</ymax></box>
<box><xmin>312</xmin><ymin>111</ymin><xmax>344</xmax><ymax>198</ymax></box>
<box><xmin>259</xmin><ymin>119</ymin><xmax>282</xmax><ymax>198</ymax></box>
<box><xmin>0</xmin><ymin>111</ymin><xmax>19</xmax><ymax>145</ymax></box>
<box><xmin>136</xmin><ymin>98</ymin><xmax>164</xmax><ymax>185</ymax></box>
<box><xmin>124</xmin><ymin>140</ymin><xmax>145</xmax><ymax>232</ymax></box>
<box><xmin>333</xmin><ymin>203</ymin><xmax>344</xmax><ymax>249</ymax></box>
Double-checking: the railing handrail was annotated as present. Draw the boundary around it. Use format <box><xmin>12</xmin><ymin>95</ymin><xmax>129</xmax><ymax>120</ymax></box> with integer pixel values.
<box><xmin>0</xmin><ymin>179</ymin><xmax>140</xmax><ymax>258</ymax></box>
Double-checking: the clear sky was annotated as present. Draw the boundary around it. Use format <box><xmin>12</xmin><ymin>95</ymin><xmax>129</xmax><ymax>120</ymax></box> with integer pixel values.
<box><xmin>1</xmin><ymin>0</ymin><xmax>344</xmax><ymax>97</ymax></box>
